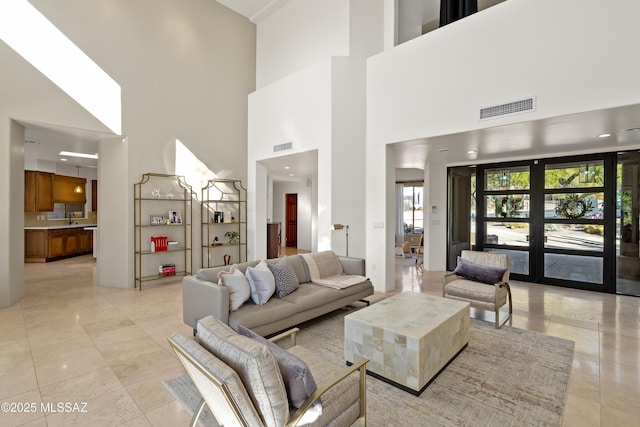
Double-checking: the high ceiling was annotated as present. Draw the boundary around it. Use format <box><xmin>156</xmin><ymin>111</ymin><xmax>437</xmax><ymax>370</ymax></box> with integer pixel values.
<box><xmin>22</xmin><ymin>2</ymin><xmax>640</xmax><ymax>178</ymax></box>
<box><xmin>215</xmin><ymin>0</ymin><xmax>288</xmax><ymax>23</ymax></box>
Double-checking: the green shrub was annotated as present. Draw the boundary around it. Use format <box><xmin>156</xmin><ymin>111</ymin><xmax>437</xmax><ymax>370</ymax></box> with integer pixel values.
<box><xmin>584</xmin><ymin>225</ymin><xmax>604</xmax><ymax>235</ymax></box>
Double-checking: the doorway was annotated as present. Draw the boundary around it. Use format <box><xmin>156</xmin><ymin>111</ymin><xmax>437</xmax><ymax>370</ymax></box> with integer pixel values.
<box><xmin>448</xmin><ymin>152</ymin><xmax>638</xmax><ymax>295</ymax></box>
<box><xmin>285</xmin><ymin>193</ymin><xmax>297</xmax><ymax>247</ymax></box>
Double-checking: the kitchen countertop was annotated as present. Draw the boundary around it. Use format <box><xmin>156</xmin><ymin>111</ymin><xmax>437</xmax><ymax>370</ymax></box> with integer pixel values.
<box><xmin>25</xmin><ymin>223</ymin><xmax>97</xmax><ymax>230</ymax></box>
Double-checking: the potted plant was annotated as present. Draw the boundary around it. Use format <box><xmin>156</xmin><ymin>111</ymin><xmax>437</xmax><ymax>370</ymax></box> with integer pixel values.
<box><xmin>224</xmin><ymin>230</ymin><xmax>240</xmax><ymax>244</ymax></box>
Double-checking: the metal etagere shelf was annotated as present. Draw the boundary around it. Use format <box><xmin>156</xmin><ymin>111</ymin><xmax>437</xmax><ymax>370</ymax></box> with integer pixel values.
<box><xmin>134</xmin><ymin>173</ymin><xmax>193</xmax><ymax>290</ymax></box>
<box><xmin>201</xmin><ymin>179</ymin><xmax>247</xmax><ymax>268</ymax></box>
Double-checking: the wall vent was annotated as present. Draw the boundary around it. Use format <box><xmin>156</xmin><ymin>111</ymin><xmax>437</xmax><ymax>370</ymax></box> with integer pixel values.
<box><xmin>273</xmin><ymin>142</ymin><xmax>293</xmax><ymax>153</ymax></box>
<box><xmin>480</xmin><ymin>97</ymin><xmax>535</xmax><ymax>120</ymax></box>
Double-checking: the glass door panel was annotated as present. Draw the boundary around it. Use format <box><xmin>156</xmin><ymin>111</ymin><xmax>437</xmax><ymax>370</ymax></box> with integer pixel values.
<box><xmin>544</xmin><ymin>253</ymin><xmax>603</xmax><ymax>284</ymax></box>
<box><xmin>485</xmin><ymin>222</ymin><xmax>530</xmax><ymax>247</ymax></box>
<box><xmin>543</xmin><ymin>159</ymin><xmax>605</xmax><ymax>287</ymax></box>
<box><xmin>544</xmin><ymin>224</ymin><xmax>604</xmax><ymax>252</ymax></box>
<box><xmin>617</xmin><ymin>152</ymin><xmax>640</xmax><ymax>296</ymax></box>
<box><xmin>484</xmin><ymin>195</ymin><xmax>530</xmax><ymax>218</ymax></box>
<box><xmin>481</xmin><ymin>164</ymin><xmax>532</xmax><ymax>279</ymax></box>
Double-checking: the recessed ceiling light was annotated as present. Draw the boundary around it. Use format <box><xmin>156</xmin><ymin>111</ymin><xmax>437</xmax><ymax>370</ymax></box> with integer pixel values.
<box><xmin>598</xmin><ymin>133</ymin><xmax>611</xmax><ymax>138</ymax></box>
<box><xmin>289</xmin><ymin>173</ymin><xmax>294</xmax><ymax>177</ymax></box>
<box><xmin>467</xmin><ymin>150</ymin><xmax>477</xmax><ymax>154</ymax></box>
<box><xmin>58</xmin><ymin>150</ymin><xmax>99</xmax><ymax>159</ymax></box>
<box><xmin>60</xmin><ymin>158</ymin><xmax>68</xmax><ymax>162</ymax></box>
<box><xmin>284</xmin><ymin>166</ymin><xmax>290</xmax><ymax>170</ymax></box>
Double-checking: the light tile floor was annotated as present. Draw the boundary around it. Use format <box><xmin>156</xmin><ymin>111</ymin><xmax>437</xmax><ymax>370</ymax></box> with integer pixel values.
<box><xmin>0</xmin><ymin>255</ymin><xmax>638</xmax><ymax>426</ymax></box>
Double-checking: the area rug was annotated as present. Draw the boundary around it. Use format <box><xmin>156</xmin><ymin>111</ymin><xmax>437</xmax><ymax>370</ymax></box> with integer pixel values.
<box><xmin>165</xmin><ymin>305</ymin><xmax>575</xmax><ymax>426</ymax></box>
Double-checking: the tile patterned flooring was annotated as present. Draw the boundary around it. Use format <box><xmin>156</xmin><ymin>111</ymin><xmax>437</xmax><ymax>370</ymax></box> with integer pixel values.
<box><xmin>0</xmin><ymin>254</ymin><xmax>638</xmax><ymax>426</ymax></box>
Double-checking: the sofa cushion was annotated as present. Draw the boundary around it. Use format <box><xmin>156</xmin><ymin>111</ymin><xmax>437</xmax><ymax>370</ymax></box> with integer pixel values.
<box><xmin>197</xmin><ymin>266</ymin><xmax>228</xmax><ymax>283</ymax></box>
<box><xmin>246</xmin><ymin>260</ymin><xmax>276</xmax><ymax>305</ymax></box>
<box><xmin>302</xmin><ymin>251</ymin><xmax>343</xmax><ymax>279</ymax></box>
<box><xmin>197</xmin><ymin>316</ymin><xmax>289</xmax><ymax>427</ymax></box>
<box><xmin>237</xmin><ymin>325</ymin><xmax>319</xmax><ymax>411</ymax></box>
<box><xmin>218</xmin><ymin>264</ymin><xmax>251</xmax><ymax>311</ymax></box>
<box><xmin>196</xmin><ymin>261</ymin><xmax>260</xmax><ymax>283</ymax></box>
<box><xmin>169</xmin><ymin>332</ymin><xmax>263</xmax><ymax>426</ymax></box>
<box><xmin>267</xmin><ymin>255</ymin><xmax>310</xmax><ymax>284</ymax></box>
<box><xmin>453</xmin><ymin>256</ymin><xmax>507</xmax><ymax>285</ymax></box>
<box><xmin>268</xmin><ymin>258</ymin><xmax>300</xmax><ymax>298</ymax></box>
<box><xmin>229</xmin><ymin>298</ymin><xmax>298</xmax><ymax>332</ymax></box>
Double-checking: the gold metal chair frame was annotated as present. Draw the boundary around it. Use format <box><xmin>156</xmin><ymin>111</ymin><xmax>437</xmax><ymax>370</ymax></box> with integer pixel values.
<box><xmin>168</xmin><ymin>328</ymin><xmax>368</xmax><ymax>427</ymax></box>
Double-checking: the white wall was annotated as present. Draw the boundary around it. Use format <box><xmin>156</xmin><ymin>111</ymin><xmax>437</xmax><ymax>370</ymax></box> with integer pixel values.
<box><xmin>0</xmin><ymin>28</ymin><xmax>109</xmax><ymax>306</ymax></box>
<box><xmin>0</xmin><ymin>0</ymin><xmax>255</xmax><ymax>301</ymax></box>
<box><xmin>248</xmin><ymin>59</ymin><xmax>333</xmax><ymax>260</ymax></box>
<box><xmin>369</xmin><ymin>0</ymin><xmax>640</xmax><ymax>146</ymax></box>
<box><xmin>256</xmin><ymin>0</ymin><xmax>349</xmax><ymax>88</ymax></box>
<box><xmin>367</xmin><ymin>0</ymin><xmax>640</xmax><ymax>280</ymax></box>
<box><xmin>396</xmin><ymin>168</ymin><xmax>424</xmax><ymax>182</ymax></box>
<box><xmin>424</xmin><ymin>162</ymin><xmax>446</xmax><ymax>270</ymax></box>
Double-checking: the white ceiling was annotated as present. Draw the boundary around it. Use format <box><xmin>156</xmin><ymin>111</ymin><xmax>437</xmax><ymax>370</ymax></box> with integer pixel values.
<box><xmin>215</xmin><ymin>0</ymin><xmax>289</xmax><ymax>23</ymax></box>
<box><xmin>21</xmin><ymin>120</ymin><xmax>115</xmax><ymax>169</ymax></box>
<box><xmin>394</xmin><ymin>104</ymin><xmax>640</xmax><ymax>169</ymax></box>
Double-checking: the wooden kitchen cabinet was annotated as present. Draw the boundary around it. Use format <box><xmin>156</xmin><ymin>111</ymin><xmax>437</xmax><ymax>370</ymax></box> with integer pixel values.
<box><xmin>91</xmin><ymin>180</ymin><xmax>98</xmax><ymax>211</ymax></box>
<box><xmin>24</xmin><ymin>230</ymin><xmax>48</xmax><ymax>262</ymax></box>
<box><xmin>79</xmin><ymin>229</ymin><xmax>93</xmax><ymax>252</ymax></box>
<box><xmin>25</xmin><ymin>227</ymin><xmax>93</xmax><ymax>262</ymax></box>
<box><xmin>24</xmin><ymin>170</ymin><xmax>54</xmax><ymax>212</ymax></box>
<box><xmin>47</xmin><ymin>229</ymin><xmax>65</xmax><ymax>258</ymax></box>
<box><xmin>53</xmin><ymin>174</ymin><xmax>87</xmax><ymax>203</ymax></box>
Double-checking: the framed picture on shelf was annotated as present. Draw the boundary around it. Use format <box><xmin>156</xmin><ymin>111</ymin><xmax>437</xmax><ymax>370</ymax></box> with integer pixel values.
<box><xmin>169</xmin><ymin>211</ymin><xmax>182</xmax><ymax>224</ymax></box>
<box><xmin>150</xmin><ymin>215</ymin><xmax>167</xmax><ymax>225</ymax></box>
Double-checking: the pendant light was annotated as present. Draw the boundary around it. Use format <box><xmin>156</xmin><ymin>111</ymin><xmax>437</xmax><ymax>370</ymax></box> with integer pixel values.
<box><xmin>74</xmin><ymin>166</ymin><xmax>83</xmax><ymax>194</ymax></box>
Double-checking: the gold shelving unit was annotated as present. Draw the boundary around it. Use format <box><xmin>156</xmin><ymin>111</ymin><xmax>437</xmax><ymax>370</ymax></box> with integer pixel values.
<box><xmin>201</xmin><ymin>179</ymin><xmax>247</xmax><ymax>268</ymax></box>
<box><xmin>134</xmin><ymin>173</ymin><xmax>193</xmax><ymax>290</ymax></box>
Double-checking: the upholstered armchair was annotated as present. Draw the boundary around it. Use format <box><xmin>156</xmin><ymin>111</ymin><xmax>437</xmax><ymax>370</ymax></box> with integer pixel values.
<box><xmin>168</xmin><ymin>315</ymin><xmax>368</xmax><ymax>427</ymax></box>
<box><xmin>395</xmin><ymin>240</ymin><xmax>411</xmax><ymax>258</ymax></box>
<box><xmin>443</xmin><ymin>250</ymin><xmax>512</xmax><ymax>328</ymax></box>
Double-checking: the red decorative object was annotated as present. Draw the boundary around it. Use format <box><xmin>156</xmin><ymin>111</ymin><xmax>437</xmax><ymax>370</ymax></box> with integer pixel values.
<box><xmin>151</xmin><ymin>236</ymin><xmax>168</xmax><ymax>252</ymax></box>
<box><xmin>159</xmin><ymin>263</ymin><xmax>176</xmax><ymax>277</ymax></box>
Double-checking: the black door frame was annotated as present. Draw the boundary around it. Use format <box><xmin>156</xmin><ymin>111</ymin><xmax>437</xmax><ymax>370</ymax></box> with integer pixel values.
<box><xmin>470</xmin><ymin>153</ymin><xmax>617</xmax><ymax>293</ymax></box>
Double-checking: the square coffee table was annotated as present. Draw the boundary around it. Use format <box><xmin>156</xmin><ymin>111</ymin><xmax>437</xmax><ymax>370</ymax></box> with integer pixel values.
<box><xmin>344</xmin><ymin>292</ymin><xmax>470</xmax><ymax>395</ymax></box>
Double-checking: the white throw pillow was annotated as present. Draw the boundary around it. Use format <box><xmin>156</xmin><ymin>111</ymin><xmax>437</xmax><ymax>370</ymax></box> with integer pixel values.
<box><xmin>218</xmin><ymin>265</ymin><xmax>251</xmax><ymax>311</ymax></box>
<box><xmin>245</xmin><ymin>260</ymin><xmax>276</xmax><ymax>305</ymax></box>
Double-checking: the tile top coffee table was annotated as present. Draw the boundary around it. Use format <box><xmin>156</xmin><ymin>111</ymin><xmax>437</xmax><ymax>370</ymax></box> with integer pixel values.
<box><xmin>344</xmin><ymin>292</ymin><xmax>470</xmax><ymax>395</ymax></box>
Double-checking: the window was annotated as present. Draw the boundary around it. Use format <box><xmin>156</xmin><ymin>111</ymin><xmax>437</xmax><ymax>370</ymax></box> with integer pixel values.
<box><xmin>403</xmin><ymin>184</ymin><xmax>423</xmax><ymax>235</ymax></box>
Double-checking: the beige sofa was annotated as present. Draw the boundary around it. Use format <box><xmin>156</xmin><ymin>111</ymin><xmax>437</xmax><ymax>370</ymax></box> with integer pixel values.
<box><xmin>183</xmin><ymin>252</ymin><xmax>373</xmax><ymax>336</ymax></box>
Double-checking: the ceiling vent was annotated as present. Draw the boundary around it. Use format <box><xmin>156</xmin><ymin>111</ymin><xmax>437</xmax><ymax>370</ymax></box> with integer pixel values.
<box><xmin>480</xmin><ymin>96</ymin><xmax>536</xmax><ymax>120</ymax></box>
<box><xmin>273</xmin><ymin>142</ymin><xmax>293</xmax><ymax>153</ymax></box>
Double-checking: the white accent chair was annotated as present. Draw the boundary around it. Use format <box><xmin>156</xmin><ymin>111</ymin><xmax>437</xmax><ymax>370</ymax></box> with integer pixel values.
<box><xmin>443</xmin><ymin>250</ymin><xmax>512</xmax><ymax>328</ymax></box>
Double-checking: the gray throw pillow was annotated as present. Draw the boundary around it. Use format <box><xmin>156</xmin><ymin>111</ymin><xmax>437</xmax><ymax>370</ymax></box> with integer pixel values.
<box><xmin>237</xmin><ymin>325</ymin><xmax>320</xmax><ymax>414</ymax></box>
<box><xmin>453</xmin><ymin>256</ymin><xmax>507</xmax><ymax>285</ymax></box>
<box><xmin>245</xmin><ymin>260</ymin><xmax>276</xmax><ymax>305</ymax></box>
<box><xmin>268</xmin><ymin>258</ymin><xmax>300</xmax><ymax>298</ymax></box>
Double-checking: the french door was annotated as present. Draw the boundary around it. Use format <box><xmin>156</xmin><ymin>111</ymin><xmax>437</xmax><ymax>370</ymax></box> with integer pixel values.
<box><xmin>469</xmin><ymin>154</ymin><xmax>616</xmax><ymax>293</ymax></box>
